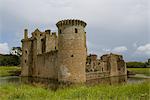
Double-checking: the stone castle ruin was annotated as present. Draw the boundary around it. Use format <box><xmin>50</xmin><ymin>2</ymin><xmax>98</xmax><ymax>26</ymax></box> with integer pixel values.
<box><xmin>21</xmin><ymin>19</ymin><xmax>127</xmax><ymax>83</ymax></box>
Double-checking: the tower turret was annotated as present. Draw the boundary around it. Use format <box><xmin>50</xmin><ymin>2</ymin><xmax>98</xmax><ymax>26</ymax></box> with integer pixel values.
<box><xmin>24</xmin><ymin>29</ymin><xmax>28</xmax><ymax>39</ymax></box>
<box><xmin>56</xmin><ymin>19</ymin><xmax>87</xmax><ymax>83</ymax></box>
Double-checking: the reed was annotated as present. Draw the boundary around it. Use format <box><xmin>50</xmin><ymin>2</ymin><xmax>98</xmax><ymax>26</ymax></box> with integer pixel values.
<box><xmin>0</xmin><ymin>80</ymin><xmax>149</xmax><ymax>100</ymax></box>
<box><xmin>0</xmin><ymin>66</ymin><xmax>21</xmax><ymax>77</ymax></box>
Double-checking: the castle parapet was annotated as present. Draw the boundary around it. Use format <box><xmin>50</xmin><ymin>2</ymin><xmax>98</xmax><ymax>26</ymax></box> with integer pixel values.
<box><xmin>56</xmin><ymin>19</ymin><xmax>87</xmax><ymax>28</ymax></box>
<box><xmin>45</xmin><ymin>30</ymin><xmax>51</xmax><ymax>35</ymax></box>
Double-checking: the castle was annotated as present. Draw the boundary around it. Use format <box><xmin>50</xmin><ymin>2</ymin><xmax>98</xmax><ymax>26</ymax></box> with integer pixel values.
<box><xmin>21</xmin><ymin>19</ymin><xmax>127</xmax><ymax>83</ymax></box>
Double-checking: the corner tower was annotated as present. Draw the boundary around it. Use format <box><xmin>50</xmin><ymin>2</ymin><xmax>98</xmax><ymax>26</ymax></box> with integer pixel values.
<box><xmin>56</xmin><ymin>19</ymin><xmax>87</xmax><ymax>83</ymax></box>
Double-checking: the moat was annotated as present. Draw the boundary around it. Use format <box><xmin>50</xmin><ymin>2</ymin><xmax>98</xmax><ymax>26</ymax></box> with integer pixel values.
<box><xmin>0</xmin><ymin>75</ymin><xmax>149</xmax><ymax>91</ymax></box>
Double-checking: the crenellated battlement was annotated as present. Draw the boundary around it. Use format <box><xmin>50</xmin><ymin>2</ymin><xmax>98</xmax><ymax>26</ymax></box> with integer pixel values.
<box><xmin>45</xmin><ymin>30</ymin><xmax>51</xmax><ymax>34</ymax></box>
<box><xmin>56</xmin><ymin>19</ymin><xmax>87</xmax><ymax>28</ymax></box>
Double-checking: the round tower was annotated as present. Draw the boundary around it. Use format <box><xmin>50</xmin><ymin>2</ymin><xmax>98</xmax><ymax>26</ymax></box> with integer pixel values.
<box><xmin>56</xmin><ymin>19</ymin><xmax>87</xmax><ymax>83</ymax></box>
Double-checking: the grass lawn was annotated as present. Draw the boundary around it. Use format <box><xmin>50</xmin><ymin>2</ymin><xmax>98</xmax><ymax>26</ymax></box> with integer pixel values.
<box><xmin>0</xmin><ymin>80</ymin><xmax>149</xmax><ymax>100</ymax></box>
<box><xmin>128</xmin><ymin>68</ymin><xmax>150</xmax><ymax>76</ymax></box>
<box><xmin>0</xmin><ymin>66</ymin><xmax>21</xmax><ymax>77</ymax></box>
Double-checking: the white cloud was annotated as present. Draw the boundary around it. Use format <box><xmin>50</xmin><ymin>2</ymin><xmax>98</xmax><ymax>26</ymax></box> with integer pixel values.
<box><xmin>112</xmin><ymin>46</ymin><xmax>128</xmax><ymax>53</ymax></box>
<box><xmin>0</xmin><ymin>0</ymin><xmax>148</xmax><ymax>61</ymax></box>
<box><xmin>136</xmin><ymin>43</ymin><xmax>150</xmax><ymax>55</ymax></box>
<box><xmin>102</xmin><ymin>48</ymin><xmax>111</xmax><ymax>52</ymax></box>
<box><xmin>98</xmin><ymin>46</ymin><xmax>127</xmax><ymax>56</ymax></box>
<box><xmin>0</xmin><ymin>43</ymin><xmax>9</xmax><ymax>54</ymax></box>
<box><xmin>133</xmin><ymin>42</ymin><xmax>138</xmax><ymax>48</ymax></box>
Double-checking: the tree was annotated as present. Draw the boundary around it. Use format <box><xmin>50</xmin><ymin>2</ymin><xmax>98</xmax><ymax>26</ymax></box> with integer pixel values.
<box><xmin>10</xmin><ymin>47</ymin><xmax>22</xmax><ymax>56</ymax></box>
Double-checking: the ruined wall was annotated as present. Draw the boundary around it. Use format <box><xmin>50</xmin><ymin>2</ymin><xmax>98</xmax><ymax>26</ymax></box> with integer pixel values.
<box><xmin>31</xmin><ymin>38</ymin><xmax>37</xmax><ymax>77</ymax></box>
<box><xmin>86</xmin><ymin>71</ymin><xmax>109</xmax><ymax>80</ymax></box>
<box><xmin>86</xmin><ymin>53</ymin><xmax>127</xmax><ymax>78</ymax></box>
<box><xmin>32</xmin><ymin>29</ymin><xmax>45</xmax><ymax>55</ymax></box>
<box><xmin>30</xmin><ymin>29</ymin><xmax>58</xmax><ymax>79</ymax></box>
<box><xmin>21</xmin><ymin>31</ymin><xmax>33</xmax><ymax>76</ymax></box>
<box><xmin>31</xmin><ymin>29</ymin><xmax>58</xmax><ymax>54</ymax></box>
<box><xmin>117</xmin><ymin>60</ymin><xmax>127</xmax><ymax>75</ymax></box>
<box><xmin>46</xmin><ymin>31</ymin><xmax>58</xmax><ymax>52</ymax></box>
<box><xmin>86</xmin><ymin>54</ymin><xmax>97</xmax><ymax>72</ymax></box>
<box><xmin>99</xmin><ymin>54</ymin><xmax>126</xmax><ymax>76</ymax></box>
<box><xmin>109</xmin><ymin>54</ymin><xmax>119</xmax><ymax>76</ymax></box>
<box><xmin>86</xmin><ymin>54</ymin><xmax>109</xmax><ymax>73</ymax></box>
<box><xmin>35</xmin><ymin>51</ymin><xmax>58</xmax><ymax>79</ymax></box>
<box><xmin>21</xmin><ymin>28</ymin><xmax>59</xmax><ymax>79</ymax></box>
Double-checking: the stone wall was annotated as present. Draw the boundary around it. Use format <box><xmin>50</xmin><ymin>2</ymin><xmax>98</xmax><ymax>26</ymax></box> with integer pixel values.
<box><xmin>21</xmin><ymin>38</ymin><xmax>33</xmax><ymax>76</ymax></box>
<box><xmin>46</xmin><ymin>32</ymin><xmax>58</xmax><ymax>52</ymax></box>
<box><xmin>86</xmin><ymin>53</ymin><xmax>127</xmax><ymax>77</ymax></box>
<box><xmin>57</xmin><ymin>20</ymin><xmax>87</xmax><ymax>83</ymax></box>
<box><xmin>21</xmin><ymin>19</ymin><xmax>127</xmax><ymax>83</ymax></box>
<box><xmin>21</xmin><ymin>19</ymin><xmax>87</xmax><ymax>83</ymax></box>
<box><xmin>35</xmin><ymin>51</ymin><xmax>58</xmax><ymax>79</ymax></box>
<box><xmin>86</xmin><ymin>71</ymin><xmax>109</xmax><ymax>80</ymax></box>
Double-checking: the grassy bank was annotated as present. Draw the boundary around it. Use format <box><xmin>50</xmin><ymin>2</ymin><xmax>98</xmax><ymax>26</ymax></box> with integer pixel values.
<box><xmin>128</xmin><ymin>68</ymin><xmax>150</xmax><ymax>76</ymax></box>
<box><xmin>0</xmin><ymin>80</ymin><xmax>149</xmax><ymax>100</ymax></box>
<box><xmin>0</xmin><ymin>66</ymin><xmax>21</xmax><ymax>77</ymax></box>
<box><xmin>0</xmin><ymin>66</ymin><xmax>149</xmax><ymax>99</ymax></box>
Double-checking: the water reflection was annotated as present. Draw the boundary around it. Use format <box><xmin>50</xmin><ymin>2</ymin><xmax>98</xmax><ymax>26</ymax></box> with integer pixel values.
<box><xmin>0</xmin><ymin>76</ymin><xmax>21</xmax><ymax>84</ymax></box>
<box><xmin>86</xmin><ymin>76</ymin><xmax>127</xmax><ymax>86</ymax></box>
<box><xmin>0</xmin><ymin>75</ymin><xmax>148</xmax><ymax>91</ymax></box>
<box><xmin>21</xmin><ymin>77</ymin><xmax>71</xmax><ymax>90</ymax></box>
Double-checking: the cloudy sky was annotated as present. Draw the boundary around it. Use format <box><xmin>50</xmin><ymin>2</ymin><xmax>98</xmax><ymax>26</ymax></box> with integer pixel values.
<box><xmin>0</xmin><ymin>0</ymin><xmax>149</xmax><ymax>61</ymax></box>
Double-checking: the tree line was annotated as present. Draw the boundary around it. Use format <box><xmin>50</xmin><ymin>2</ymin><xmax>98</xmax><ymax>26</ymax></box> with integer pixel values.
<box><xmin>0</xmin><ymin>47</ymin><xmax>21</xmax><ymax>66</ymax></box>
<box><xmin>126</xmin><ymin>60</ymin><xmax>150</xmax><ymax>68</ymax></box>
<box><xmin>0</xmin><ymin>54</ymin><xmax>20</xmax><ymax>66</ymax></box>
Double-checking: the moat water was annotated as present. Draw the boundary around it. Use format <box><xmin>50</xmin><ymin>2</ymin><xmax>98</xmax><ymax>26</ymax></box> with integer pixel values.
<box><xmin>0</xmin><ymin>75</ymin><xmax>149</xmax><ymax>90</ymax></box>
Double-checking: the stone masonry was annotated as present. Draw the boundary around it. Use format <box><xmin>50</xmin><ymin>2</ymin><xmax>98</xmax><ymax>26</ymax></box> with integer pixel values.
<box><xmin>86</xmin><ymin>53</ymin><xmax>127</xmax><ymax>80</ymax></box>
<box><xmin>21</xmin><ymin>19</ymin><xmax>127</xmax><ymax>83</ymax></box>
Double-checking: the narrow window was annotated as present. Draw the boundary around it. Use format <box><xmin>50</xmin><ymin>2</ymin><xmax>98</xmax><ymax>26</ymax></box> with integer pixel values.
<box><xmin>75</xmin><ymin>28</ymin><xmax>78</xmax><ymax>33</ymax></box>
<box><xmin>25</xmin><ymin>60</ymin><xmax>27</xmax><ymax>63</ymax></box>
<box><xmin>41</xmin><ymin>39</ymin><xmax>46</xmax><ymax>53</ymax></box>
<box><xmin>102</xmin><ymin>68</ymin><xmax>103</xmax><ymax>72</ymax></box>
<box><xmin>25</xmin><ymin>50</ymin><xmax>27</xmax><ymax>54</ymax></box>
<box><xmin>55</xmin><ymin>46</ymin><xmax>56</xmax><ymax>50</ymax></box>
<box><xmin>59</xmin><ymin>29</ymin><xmax>62</xmax><ymax>34</ymax></box>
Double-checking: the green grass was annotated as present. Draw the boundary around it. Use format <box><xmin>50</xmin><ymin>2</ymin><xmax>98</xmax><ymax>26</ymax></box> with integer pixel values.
<box><xmin>0</xmin><ymin>80</ymin><xmax>149</xmax><ymax>100</ymax></box>
<box><xmin>0</xmin><ymin>66</ymin><xmax>21</xmax><ymax>77</ymax></box>
<box><xmin>0</xmin><ymin>66</ymin><xmax>149</xmax><ymax>99</ymax></box>
<box><xmin>128</xmin><ymin>68</ymin><xmax>150</xmax><ymax>76</ymax></box>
